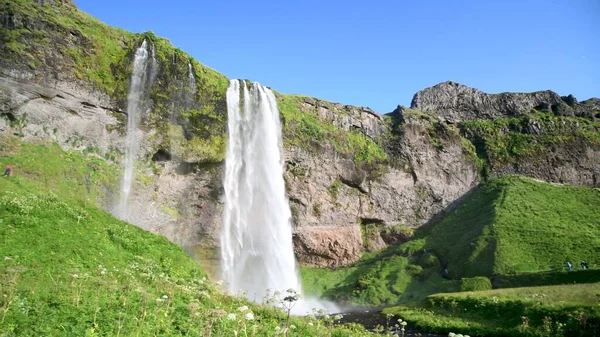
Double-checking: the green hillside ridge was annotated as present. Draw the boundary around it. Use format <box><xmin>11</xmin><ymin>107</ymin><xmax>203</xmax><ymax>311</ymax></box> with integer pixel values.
<box><xmin>301</xmin><ymin>175</ymin><xmax>600</xmax><ymax>307</ymax></box>
<box><xmin>423</xmin><ymin>175</ymin><xmax>600</xmax><ymax>277</ymax></box>
<box><xmin>0</xmin><ymin>0</ymin><xmax>387</xmax><ymax>166</ymax></box>
<box><xmin>0</xmin><ymin>167</ymin><xmax>379</xmax><ymax>336</ymax></box>
<box><xmin>384</xmin><ymin>283</ymin><xmax>600</xmax><ymax>337</ymax></box>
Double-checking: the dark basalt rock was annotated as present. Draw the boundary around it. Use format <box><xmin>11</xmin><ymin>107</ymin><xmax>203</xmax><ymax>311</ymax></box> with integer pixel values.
<box><xmin>410</xmin><ymin>81</ymin><xmax>575</xmax><ymax>122</ymax></box>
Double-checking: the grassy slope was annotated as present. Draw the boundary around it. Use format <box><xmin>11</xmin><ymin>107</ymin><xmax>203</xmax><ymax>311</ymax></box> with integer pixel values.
<box><xmin>384</xmin><ymin>284</ymin><xmax>600</xmax><ymax>337</ymax></box>
<box><xmin>424</xmin><ymin>175</ymin><xmax>600</xmax><ymax>277</ymax></box>
<box><xmin>0</xmin><ymin>156</ymin><xmax>379</xmax><ymax>337</ymax></box>
<box><xmin>0</xmin><ymin>136</ymin><xmax>121</xmax><ymax>206</ymax></box>
<box><xmin>301</xmin><ymin>175</ymin><xmax>600</xmax><ymax>308</ymax></box>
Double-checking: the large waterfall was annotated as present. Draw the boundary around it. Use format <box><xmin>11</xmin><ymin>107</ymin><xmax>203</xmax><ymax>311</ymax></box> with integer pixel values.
<box><xmin>221</xmin><ymin>80</ymin><xmax>337</xmax><ymax>314</ymax></box>
<box><xmin>221</xmin><ymin>79</ymin><xmax>301</xmax><ymax>301</ymax></box>
<box><xmin>118</xmin><ymin>40</ymin><xmax>150</xmax><ymax>220</ymax></box>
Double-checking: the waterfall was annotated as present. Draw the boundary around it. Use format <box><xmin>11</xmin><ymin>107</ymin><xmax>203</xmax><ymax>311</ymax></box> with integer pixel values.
<box><xmin>187</xmin><ymin>61</ymin><xmax>196</xmax><ymax>88</ymax></box>
<box><xmin>221</xmin><ymin>79</ymin><xmax>337</xmax><ymax>314</ymax></box>
<box><xmin>148</xmin><ymin>43</ymin><xmax>158</xmax><ymax>91</ymax></box>
<box><xmin>118</xmin><ymin>40</ymin><xmax>151</xmax><ymax>221</ymax></box>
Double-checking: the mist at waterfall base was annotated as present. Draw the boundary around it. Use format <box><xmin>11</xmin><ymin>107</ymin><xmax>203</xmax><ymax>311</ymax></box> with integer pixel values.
<box><xmin>220</xmin><ymin>79</ymin><xmax>338</xmax><ymax>315</ymax></box>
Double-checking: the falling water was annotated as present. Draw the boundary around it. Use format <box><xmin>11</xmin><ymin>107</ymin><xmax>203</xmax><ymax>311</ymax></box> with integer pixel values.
<box><xmin>187</xmin><ymin>61</ymin><xmax>196</xmax><ymax>88</ymax></box>
<box><xmin>221</xmin><ymin>79</ymin><xmax>337</xmax><ymax>314</ymax></box>
<box><xmin>118</xmin><ymin>40</ymin><xmax>150</xmax><ymax>220</ymax></box>
<box><xmin>148</xmin><ymin>43</ymin><xmax>158</xmax><ymax>90</ymax></box>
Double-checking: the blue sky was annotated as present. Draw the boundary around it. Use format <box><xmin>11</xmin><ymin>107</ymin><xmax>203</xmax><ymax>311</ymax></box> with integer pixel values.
<box><xmin>75</xmin><ymin>0</ymin><xmax>599</xmax><ymax>113</ymax></box>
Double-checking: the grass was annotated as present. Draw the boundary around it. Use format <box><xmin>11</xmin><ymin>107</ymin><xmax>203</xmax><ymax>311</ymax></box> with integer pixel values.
<box><xmin>423</xmin><ymin>175</ymin><xmax>600</xmax><ymax>278</ymax></box>
<box><xmin>0</xmin><ymin>171</ymin><xmax>380</xmax><ymax>336</ymax></box>
<box><xmin>302</xmin><ymin>175</ymin><xmax>600</xmax><ymax>309</ymax></box>
<box><xmin>0</xmin><ymin>136</ymin><xmax>120</xmax><ymax>206</ymax></box>
<box><xmin>492</xmin><ymin>269</ymin><xmax>600</xmax><ymax>289</ymax></box>
<box><xmin>300</xmin><ymin>248</ymin><xmax>460</xmax><ymax>307</ymax></box>
<box><xmin>384</xmin><ymin>283</ymin><xmax>600</xmax><ymax>337</ymax></box>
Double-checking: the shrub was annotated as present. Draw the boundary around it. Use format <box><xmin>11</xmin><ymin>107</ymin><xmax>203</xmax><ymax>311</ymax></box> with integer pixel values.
<box><xmin>460</xmin><ymin>277</ymin><xmax>492</xmax><ymax>292</ymax></box>
<box><xmin>418</xmin><ymin>253</ymin><xmax>440</xmax><ymax>268</ymax></box>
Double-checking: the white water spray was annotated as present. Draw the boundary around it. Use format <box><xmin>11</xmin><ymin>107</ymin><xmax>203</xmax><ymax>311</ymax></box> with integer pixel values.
<box><xmin>118</xmin><ymin>40</ymin><xmax>150</xmax><ymax>220</ymax></box>
<box><xmin>221</xmin><ymin>79</ymin><xmax>337</xmax><ymax>314</ymax></box>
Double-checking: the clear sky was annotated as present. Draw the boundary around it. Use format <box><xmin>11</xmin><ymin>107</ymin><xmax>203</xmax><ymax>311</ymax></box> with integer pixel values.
<box><xmin>74</xmin><ymin>0</ymin><xmax>599</xmax><ymax>113</ymax></box>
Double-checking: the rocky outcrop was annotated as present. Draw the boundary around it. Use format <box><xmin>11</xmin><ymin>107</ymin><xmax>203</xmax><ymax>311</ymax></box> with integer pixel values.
<box><xmin>575</xmin><ymin>98</ymin><xmax>600</xmax><ymax>118</ymax></box>
<box><xmin>0</xmin><ymin>74</ymin><xmax>121</xmax><ymax>152</ymax></box>
<box><xmin>298</xmin><ymin>97</ymin><xmax>384</xmax><ymax>140</ymax></box>
<box><xmin>285</xmin><ymin>119</ymin><xmax>479</xmax><ymax>266</ymax></box>
<box><xmin>410</xmin><ymin>81</ymin><xmax>575</xmax><ymax>122</ymax></box>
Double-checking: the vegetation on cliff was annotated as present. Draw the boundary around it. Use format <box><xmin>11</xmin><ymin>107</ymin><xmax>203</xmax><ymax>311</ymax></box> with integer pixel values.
<box><xmin>460</xmin><ymin>112</ymin><xmax>600</xmax><ymax>172</ymax></box>
<box><xmin>277</xmin><ymin>94</ymin><xmax>387</xmax><ymax>164</ymax></box>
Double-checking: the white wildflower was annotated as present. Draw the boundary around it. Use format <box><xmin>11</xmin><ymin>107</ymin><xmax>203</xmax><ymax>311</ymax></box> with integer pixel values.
<box><xmin>162</xmin><ymin>295</ymin><xmax>168</xmax><ymax>299</ymax></box>
<box><xmin>290</xmin><ymin>325</ymin><xmax>296</xmax><ymax>330</ymax></box>
<box><xmin>227</xmin><ymin>313</ymin><xmax>236</xmax><ymax>321</ymax></box>
<box><xmin>72</xmin><ymin>274</ymin><xmax>79</xmax><ymax>278</ymax></box>
<box><xmin>449</xmin><ymin>333</ymin><xmax>456</xmax><ymax>337</ymax></box>
<box><xmin>308</xmin><ymin>322</ymin><xmax>313</xmax><ymax>326</ymax></box>
<box><xmin>245</xmin><ymin>312</ymin><xmax>254</xmax><ymax>320</ymax></box>
<box><xmin>237</xmin><ymin>305</ymin><xmax>249</xmax><ymax>312</ymax></box>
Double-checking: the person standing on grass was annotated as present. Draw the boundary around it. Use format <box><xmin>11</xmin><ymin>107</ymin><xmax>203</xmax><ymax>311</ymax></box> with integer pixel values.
<box><xmin>567</xmin><ymin>261</ymin><xmax>572</xmax><ymax>271</ymax></box>
<box><xmin>2</xmin><ymin>164</ymin><xmax>10</xmax><ymax>177</ymax></box>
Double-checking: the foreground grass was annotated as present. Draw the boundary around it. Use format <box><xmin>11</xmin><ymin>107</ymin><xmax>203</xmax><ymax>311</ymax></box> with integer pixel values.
<box><xmin>0</xmin><ymin>176</ymin><xmax>377</xmax><ymax>336</ymax></box>
<box><xmin>385</xmin><ymin>283</ymin><xmax>600</xmax><ymax>337</ymax></box>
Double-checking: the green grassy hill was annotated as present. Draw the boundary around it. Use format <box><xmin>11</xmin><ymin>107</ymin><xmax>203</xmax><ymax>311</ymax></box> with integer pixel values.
<box><xmin>385</xmin><ymin>283</ymin><xmax>600</xmax><ymax>337</ymax></box>
<box><xmin>301</xmin><ymin>175</ymin><xmax>600</xmax><ymax>307</ymax></box>
<box><xmin>0</xmin><ymin>144</ymin><xmax>377</xmax><ymax>336</ymax></box>
<box><xmin>424</xmin><ymin>175</ymin><xmax>600</xmax><ymax>278</ymax></box>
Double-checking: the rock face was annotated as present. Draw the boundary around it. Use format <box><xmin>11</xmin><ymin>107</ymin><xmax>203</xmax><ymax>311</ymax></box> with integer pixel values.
<box><xmin>410</xmin><ymin>81</ymin><xmax>575</xmax><ymax>122</ymax></box>
<box><xmin>298</xmin><ymin>97</ymin><xmax>385</xmax><ymax>140</ymax></box>
<box><xmin>285</xmin><ymin>122</ymin><xmax>479</xmax><ymax>266</ymax></box>
<box><xmin>0</xmin><ymin>70</ymin><xmax>224</xmax><ymax>251</ymax></box>
<box><xmin>0</xmin><ymin>74</ymin><xmax>121</xmax><ymax>154</ymax></box>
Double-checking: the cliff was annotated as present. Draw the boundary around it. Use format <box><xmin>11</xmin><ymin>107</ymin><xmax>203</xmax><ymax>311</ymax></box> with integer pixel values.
<box><xmin>411</xmin><ymin>81</ymin><xmax>600</xmax><ymax>122</ymax></box>
<box><xmin>1</xmin><ymin>0</ymin><xmax>599</xmax><ymax>269</ymax></box>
